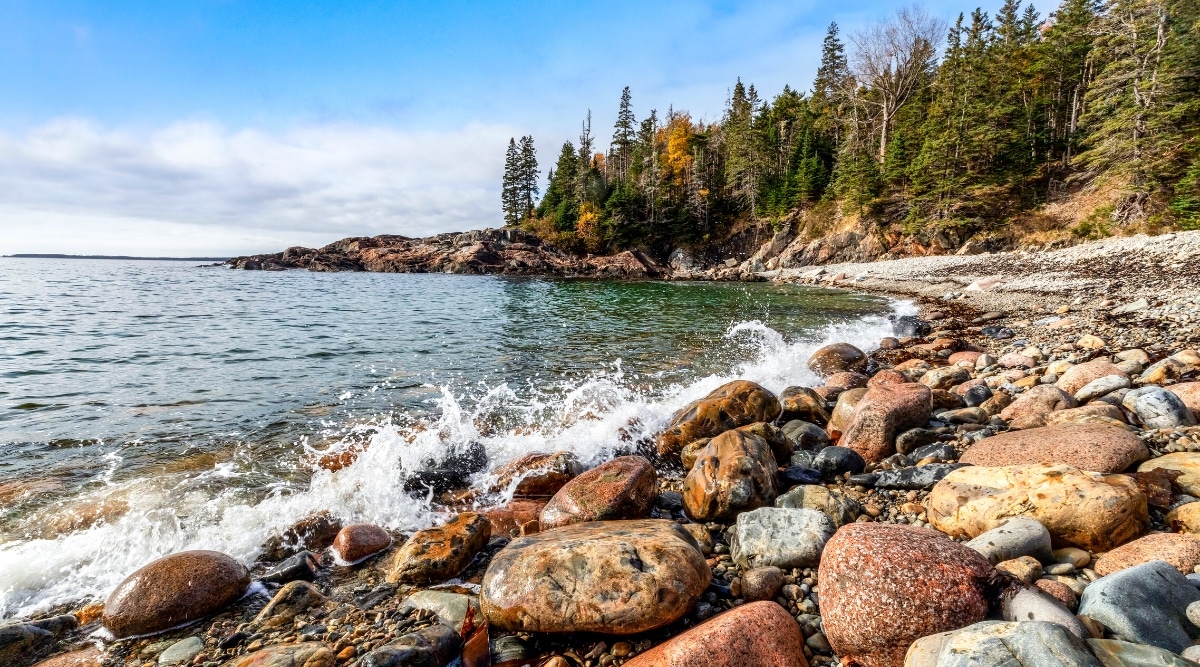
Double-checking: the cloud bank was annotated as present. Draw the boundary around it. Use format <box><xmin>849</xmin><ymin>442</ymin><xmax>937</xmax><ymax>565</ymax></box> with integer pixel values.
<box><xmin>0</xmin><ymin>119</ymin><xmax>516</xmax><ymax>256</ymax></box>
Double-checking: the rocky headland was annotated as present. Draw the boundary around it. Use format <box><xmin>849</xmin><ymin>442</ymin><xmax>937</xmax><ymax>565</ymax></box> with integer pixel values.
<box><xmin>10</xmin><ymin>229</ymin><xmax>1200</xmax><ymax>667</ymax></box>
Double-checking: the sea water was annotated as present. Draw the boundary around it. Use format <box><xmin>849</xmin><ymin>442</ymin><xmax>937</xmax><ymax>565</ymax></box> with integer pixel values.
<box><xmin>0</xmin><ymin>257</ymin><xmax>912</xmax><ymax>618</ymax></box>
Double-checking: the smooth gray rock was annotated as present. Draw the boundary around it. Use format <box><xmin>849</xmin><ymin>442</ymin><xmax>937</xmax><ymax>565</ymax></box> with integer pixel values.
<box><xmin>781</xmin><ymin>420</ymin><xmax>830</xmax><ymax>451</ymax></box>
<box><xmin>1001</xmin><ymin>588</ymin><xmax>1088</xmax><ymax>638</ymax></box>
<box><xmin>1183</xmin><ymin>645</ymin><xmax>1200</xmax><ymax>663</ymax></box>
<box><xmin>1123</xmin><ymin>387</ymin><xmax>1197</xmax><ymax>429</ymax></box>
<box><xmin>1078</xmin><ymin>560</ymin><xmax>1200</xmax><ymax>653</ymax></box>
<box><xmin>774</xmin><ymin>484</ymin><xmax>861</xmax><ymax>528</ymax></box>
<box><xmin>1075</xmin><ymin>375</ymin><xmax>1132</xmax><ymax>403</ymax></box>
<box><xmin>966</xmin><ymin>517</ymin><xmax>1055</xmax><ymax>565</ymax></box>
<box><xmin>1187</xmin><ymin>600</ymin><xmax>1200</xmax><ymax>628</ymax></box>
<box><xmin>905</xmin><ymin>621</ymin><xmax>1100</xmax><ymax>667</ymax></box>
<box><xmin>1087</xmin><ymin>638</ymin><xmax>1200</xmax><ymax>667</ymax></box>
<box><xmin>910</xmin><ymin>443</ymin><xmax>958</xmax><ymax>463</ymax></box>
<box><xmin>729</xmin><ymin>506</ymin><xmax>834</xmax><ymax>569</ymax></box>
<box><xmin>158</xmin><ymin>637</ymin><xmax>204</xmax><ymax>666</ymax></box>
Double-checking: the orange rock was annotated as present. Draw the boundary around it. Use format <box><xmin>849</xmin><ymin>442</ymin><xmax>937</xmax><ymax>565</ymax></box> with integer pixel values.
<box><xmin>387</xmin><ymin>512</ymin><xmax>491</xmax><ymax>583</ymax></box>
<box><xmin>948</xmin><ymin>351</ymin><xmax>982</xmax><ymax>366</ymax></box>
<box><xmin>541</xmin><ymin>456</ymin><xmax>658</xmax><ymax>529</ymax></box>
<box><xmin>682</xmin><ymin>429</ymin><xmax>778</xmax><ymax>522</ymax></box>
<box><xmin>1093</xmin><ymin>532</ymin><xmax>1200</xmax><ymax>576</ymax></box>
<box><xmin>623</xmin><ymin>601</ymin><xmax>807</xmax><ymax>667</ymax></box>
<box><xmin>959</xmin><ymin>424</ymin><xmax>1148</xmax><ymax>473</ymax></box>
<box><xmin>331</xmin><ymin>524</ymin><xmax>391</xmax><ymax>564</ymax></box>
<box><xmin>999</xmin><ymin>385</ymin><xmax>1078</xmax><ymax>430</ymax></box>
<box><xmin>655</xmin><ymin>381</ymin><xmax>781</xmax><ymax>457</ymax></box>
<box><xmin>819</xmin><ymin>523</ymin><xmax>994</xmax><ymax>667</ymax></box>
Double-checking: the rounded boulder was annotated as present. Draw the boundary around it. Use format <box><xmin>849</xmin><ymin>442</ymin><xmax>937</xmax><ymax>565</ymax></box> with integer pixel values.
<box><xmin>958</xmin><ymin>424</ymin><xmax>1148</xmax><ymax>473</ymax></box>
<box><xmin>807</xmin><ymin>343</ymin><xmax>867</xmax><ymax>378</ymax></box>
<box><xmin>656</xmin><ymin>381</ymin><xmax>781</xmax><ymax>458</ymax></box>
<box><xmin>540</xmin><ymin>455</ymin><xmax>658</xmax><ymax>529</ymax></box>
<box><xmin>103</xmin><ymin>550</ymin><xmax>250</xmax><ymax>638</ymax></box>
<box><xmin>819</xmin><ymin>523</ymin><xmax>995</xmax><ymax>667</ymax></box>
<box><xmin>481</xmin><ymin>520</ymin><xmax>709</xmax><ymax>634</ymax></box>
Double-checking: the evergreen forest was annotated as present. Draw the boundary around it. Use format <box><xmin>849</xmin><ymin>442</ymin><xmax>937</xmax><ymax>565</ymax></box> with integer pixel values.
<box><xmin>500</xmin><ymin>0</ymin><xmax>1200</xmax><ymax>256</ymax></box>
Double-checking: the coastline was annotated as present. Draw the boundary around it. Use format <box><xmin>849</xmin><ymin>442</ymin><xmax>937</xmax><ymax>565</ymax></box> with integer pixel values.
<box><xmin>8</xmin><ymin>230</ymin><xmax>1200</xmax><ymax>667</ymax></box>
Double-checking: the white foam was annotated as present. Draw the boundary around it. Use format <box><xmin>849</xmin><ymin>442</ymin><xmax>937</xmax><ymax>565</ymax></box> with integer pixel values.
<box><xmin>0</xmin><ymin>298</ymin><xmax>914</xmax><ymax>619</ymax></box>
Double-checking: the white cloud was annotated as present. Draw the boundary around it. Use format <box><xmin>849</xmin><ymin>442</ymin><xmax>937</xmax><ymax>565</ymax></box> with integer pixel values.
<box><xmin>0</xmin><ymin>118</ymin><xmax>517</xmax><ymax>256</ymax></box>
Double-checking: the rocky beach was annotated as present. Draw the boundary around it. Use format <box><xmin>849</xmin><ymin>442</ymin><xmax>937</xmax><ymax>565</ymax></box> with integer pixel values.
<box><xmin>8</xmin><ymin>229</ymin><xmax>1200</xmax><ymax>667</ymax></box>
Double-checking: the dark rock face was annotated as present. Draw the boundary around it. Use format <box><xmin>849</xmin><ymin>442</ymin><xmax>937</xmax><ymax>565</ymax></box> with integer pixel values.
<box><xmin>103</xmin><ymin>550</ymin><xmax>251</xmax><ymax>638</ymax></box>
<box><xmin>227</xmin><ymin>229</ymin><xmax>666</xmax><ymax>279</ymax></box>
<box><xmin>0</xmin><ymin>615</ymin><xmax>77</xmax><ymax>666</ymax></box>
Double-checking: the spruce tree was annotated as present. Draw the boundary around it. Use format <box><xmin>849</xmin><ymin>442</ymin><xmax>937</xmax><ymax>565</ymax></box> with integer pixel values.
<box><xmin>517</xmin><ymin>136</ymin><xmax>539</xmax><ymax>221</ymax></box>
<box><xmin>501</xmin><ymin>138</ymin><xmax>521</xmax><ymax>226</ymax></box>
<box><xmin>612</xmin><ymin>87</ymin><xmax>637</xmax><ymax>183</ymax></box>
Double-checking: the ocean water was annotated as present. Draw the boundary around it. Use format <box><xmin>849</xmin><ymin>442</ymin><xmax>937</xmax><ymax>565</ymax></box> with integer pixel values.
<box><xmin>0</xmin><ymin>257</ymin><xmax>911</xmax><ymax>618</ymax></box>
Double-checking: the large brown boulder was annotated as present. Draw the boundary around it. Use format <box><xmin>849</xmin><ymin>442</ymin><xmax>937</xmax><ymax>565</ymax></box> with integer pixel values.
<box><xmin>839</xmin><ymin>384</ymin><xmax>933</xmax><ymax>463</ymax></box>
<box><xmin>623</xmin><ymin>601</ymin><xmax>808</xmax><ymax>667</ymax></box>
<box><xmin>656</xmin><ymin>381</ymin><xmax>781</xmax><ymax>457</ymax></box>
<box><xmin>1094</xmin><ymin>533</ymin><xmax>1200</xmax><ymax>576</ymax></box>
<box><xmin>926</xmin><ymin>464</ymin><xmax>1148</xmax><ymax>552</ymax></box>
<box><xmin>103</xmin><ymin>550</ymin><xmax>251</xmax><ymax>638</ymax></box>
<box><xmin>958</xmin><ymin>424</ymin><xmax>1149</xmax><ymax>473</ymax></box>
<box><xmin>1056</xmin><ymin>359</ymin><xmax>1130</xmax><ymax>396</ymax></box>
<box><xmin>540</xmin><ymin>456</ymin><xmax>658</xmax><ymax>529</ymax></box>
<box><xmin>481</xmin><ymin>520</ymin><xmax>710</xmax><ymax>634</ymax></box>
<box><xmin>999</xmin><ymin>385</ymin><xmax>1078</xmax><ymax>430</ymax></box>
<box><xmin>386</xmin><ymin>512</ymin><xmax>491</xmax><ymax>583</ymax></box>
<box><xmin>819</xmin><ymin>523</ymin><xmax>996</xmax><ymax>667</ymax></box>
<box><xmin>30</xmin><ymin>648</ymin><xmax>103</xmax><ymax>667</ymax></box>
<box><xmin>807</xmin><ymin>343</ymin><xmax>868</xmax><ymax>378</ymax></box>
<box><xmin>489</xmin><ymin>451</ymin><xmax>583</xmax><ymax>498</ymax></box>
<box><xmin>683</xmin><ymin>429</ymin><xmax>778</xmax><ymax>522</ymax></box>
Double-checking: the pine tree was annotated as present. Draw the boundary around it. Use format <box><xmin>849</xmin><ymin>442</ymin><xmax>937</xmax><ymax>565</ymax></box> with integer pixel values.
<box><xmin>501</xmin><ymin>138</ymin><xmax>521</xmax><ymax>226</ymax></box>
<box><xmin>812</xmin><ymin>22</ymin><xmax>851</xmax><ymax>146</ymax></box>
<box><xmin>517</xmin><ymin>135</ymin><xmax>539</xmax><ymax>221</ymax></box>
<box><xmin>1077</xmin><ymin>0</ymin><xmax>1174</xmax><ymax>221</ymax></box>
<box><xmin>612</xmin><ymin>87</ymin><xmax>637</xmax><ymax>183</ymax></box>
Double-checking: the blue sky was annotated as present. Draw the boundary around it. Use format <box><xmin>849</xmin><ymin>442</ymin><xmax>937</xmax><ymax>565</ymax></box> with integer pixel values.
<box><xmin>0</xmin><ymin>0</ymin><xmax>1017</xmax><ymax>255</ymax></box>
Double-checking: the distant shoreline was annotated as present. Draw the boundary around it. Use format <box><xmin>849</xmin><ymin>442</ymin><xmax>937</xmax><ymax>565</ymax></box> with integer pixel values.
<box><xmin>4</xmin><ymin>254</ymin><xmax>229</xmax><ymax>262</ymax></box>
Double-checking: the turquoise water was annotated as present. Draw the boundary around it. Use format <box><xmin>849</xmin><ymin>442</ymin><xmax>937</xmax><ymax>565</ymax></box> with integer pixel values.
<box><xmin>0</xmin><ymin>257</ymin><xmax>906</xmax><ymax>617</ymax></box>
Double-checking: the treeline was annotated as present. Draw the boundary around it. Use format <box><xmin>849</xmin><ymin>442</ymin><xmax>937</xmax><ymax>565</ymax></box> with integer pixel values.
<box><xmin>501</xmin><ymin>0</ymin><xmax>1200</xmax><ymax>255</ymax></box>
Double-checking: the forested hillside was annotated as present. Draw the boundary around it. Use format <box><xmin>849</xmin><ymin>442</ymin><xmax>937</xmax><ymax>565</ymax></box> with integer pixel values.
<box><xmin>500</xmin><ymin>0</ymin><xmax>1200</xmax><ymax>260</ymax></box>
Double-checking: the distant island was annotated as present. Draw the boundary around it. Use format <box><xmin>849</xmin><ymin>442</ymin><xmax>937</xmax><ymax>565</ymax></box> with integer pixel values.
<box><xmin>5</xmin><ymin>254</ymin><xmax>229</xmax><ymax>261</ymax></box>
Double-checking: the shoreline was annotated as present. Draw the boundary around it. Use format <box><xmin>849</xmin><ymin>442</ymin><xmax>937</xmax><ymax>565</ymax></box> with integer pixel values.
<box><xmin>7</xmin><ymin>231</ymin><xmax>1200</xmax><ymax>667</ymax></box>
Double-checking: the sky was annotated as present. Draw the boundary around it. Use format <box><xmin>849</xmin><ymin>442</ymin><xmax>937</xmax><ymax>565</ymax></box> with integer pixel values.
<box><xmin>0</xmin><ymin>0</ymin><xmax>1016</xmax><ymax>256</ymax></box>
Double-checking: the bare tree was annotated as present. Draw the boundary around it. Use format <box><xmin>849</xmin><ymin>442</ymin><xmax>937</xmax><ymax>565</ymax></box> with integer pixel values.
<box><xmin>850</xmin><ymin>5</ymin><xmax>945</xmax><ymax>161</ymax></box>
